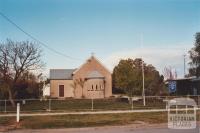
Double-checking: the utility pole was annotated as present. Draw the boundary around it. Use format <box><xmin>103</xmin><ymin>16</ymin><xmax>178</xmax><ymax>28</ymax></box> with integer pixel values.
<box><xmin>183</xmin><ymin>54</ymin><xmax>186</xmax><ymax>78</ymax></box>
<box><xmin>142</xmin><ymin>60</ymin><xmax>145</xmax><ymax>106</ymax></box>
<box><xmin>141</xmin><ymin>34</ymin><xmax>146</xmax><ymax>106</ymax></box>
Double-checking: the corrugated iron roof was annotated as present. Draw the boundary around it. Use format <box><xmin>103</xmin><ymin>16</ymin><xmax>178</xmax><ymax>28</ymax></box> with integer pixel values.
<box><xmin>50</xmin><ymin>69</ymin><xmax>75</xmax><ymax>80</ymax></box>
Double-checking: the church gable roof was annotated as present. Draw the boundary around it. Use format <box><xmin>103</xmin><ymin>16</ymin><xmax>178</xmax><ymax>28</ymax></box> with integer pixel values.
<box><xmin>73</xmin><ymin>56</ymin><xmax>111</xmax><ymax>75</ymax></box>
<box><xmin>86</xmin><ymin>70</ymin><xmax>105</xmax><ymax>79</ymax></box>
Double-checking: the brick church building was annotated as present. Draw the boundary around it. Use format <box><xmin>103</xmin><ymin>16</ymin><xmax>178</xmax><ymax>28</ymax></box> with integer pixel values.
<box><xmin>50</xmin><ymin>56</ymin><xmax>112</xmax><ymax>99</ymax></box>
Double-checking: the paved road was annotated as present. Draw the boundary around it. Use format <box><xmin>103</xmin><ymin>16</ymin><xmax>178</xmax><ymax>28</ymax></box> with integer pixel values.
<box><xmin>8</xmin><ymin>126</ymin><xmax>200</xmax><ymax>133</ymax></box>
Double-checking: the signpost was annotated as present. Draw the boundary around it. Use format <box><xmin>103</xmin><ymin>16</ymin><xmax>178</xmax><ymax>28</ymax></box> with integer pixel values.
<box><xmin>168</xmin><ymin>98</ymin><xmax>197</xmax><ymax>129</ymax></box>
<box><xmin>16</xmin><ymin>103</ymin><xmax>20</xmax><ymax>123</ymax></box>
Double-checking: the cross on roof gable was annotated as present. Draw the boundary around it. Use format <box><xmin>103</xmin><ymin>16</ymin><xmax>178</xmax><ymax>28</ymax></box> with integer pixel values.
<box><xmin>73</xmin><ymin>55</ymin><xmax>111</xmax><ymax>75</ymax></box>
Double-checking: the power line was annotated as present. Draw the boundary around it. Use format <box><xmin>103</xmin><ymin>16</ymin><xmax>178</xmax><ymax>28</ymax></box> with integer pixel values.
<box><xmin>0</xmin><ymin>11</ymin><xmax>82</xmax><ymax>61</ymax></box>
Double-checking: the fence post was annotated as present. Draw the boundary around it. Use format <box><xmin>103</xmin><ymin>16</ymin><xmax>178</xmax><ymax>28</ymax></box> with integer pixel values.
<box><xmin>16</xmin><ymin>103</ymin><xmax>20</xmax><ymax>123</ymax></box>
<box><xmin>131</xmin><ymin>97</ymin><xmax>133</xmax><ymax>110</ymax></box>
<box><xmin>4</xmin><ymin>99</ymin><xmax>6</xmax><ymax>113</ymax></box>
<box><xmin>91</xmin><ymin>98</ymin><xmax>94</xmax><ymax>111</ymax></box>
<box><xmin>48</xmin><ymin>99</ymin><xmax>51</xmax><ymax>111</ymax></box>
<box><xmin>166</xmin><ymin>96</ymin><xmax>168</xmax><ymax>110</ymax></box>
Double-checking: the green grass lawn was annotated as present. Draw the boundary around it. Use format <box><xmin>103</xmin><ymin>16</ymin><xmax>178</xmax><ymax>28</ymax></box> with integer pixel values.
<box><xmin>1</xmin><ymin>111</ymin><xmax>200</xmax><ymax>129</ymax></box>
<box><xmin>0</xmin><ymin>98</ymin><xmax>167</xmax><ymax>113</ymax></box>
<box><xmin>0</xmin><ymin>112</ymin><xmax>168</xmax><ymax>129</ymax></box>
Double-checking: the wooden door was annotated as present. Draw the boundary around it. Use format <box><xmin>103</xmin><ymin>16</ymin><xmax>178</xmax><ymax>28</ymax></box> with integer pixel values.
<box><xmin>59</xmin><ymin>85</ymin><xmax>64</xmax><ymax>97</ymax></box>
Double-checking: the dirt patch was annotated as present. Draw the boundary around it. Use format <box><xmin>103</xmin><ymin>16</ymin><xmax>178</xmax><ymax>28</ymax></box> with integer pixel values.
<box><xmin>0</xmin><ymin>119</ymin><xmax>20</xmax><ymax>132</ymax></box>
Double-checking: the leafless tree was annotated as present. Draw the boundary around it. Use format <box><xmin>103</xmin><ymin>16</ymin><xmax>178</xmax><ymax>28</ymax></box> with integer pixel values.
<box><xmin>76</xmin><ymin>78</ymin><xmax>86</xmax><ymax>98</ymax></box>
<box><xmin>0</xmin><ymin>39</ymin><xmax>44</xmax><ymax>106</ymax></box>
<box><xmin>70</xmin><ymin>81</ymin><xmax>78</xmax><ymax>97</ymax></box>
<box><xmin>163</xmin><ymin>66</ymin><xmax>177</xmax><ymax>80</ymax></box>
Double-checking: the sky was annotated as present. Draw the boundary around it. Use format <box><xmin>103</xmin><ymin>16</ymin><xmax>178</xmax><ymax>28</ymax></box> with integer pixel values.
<box><xmin>0</xmin><ymin>0</ymin><xmax>200</xmax><ymax>77</ymax></box>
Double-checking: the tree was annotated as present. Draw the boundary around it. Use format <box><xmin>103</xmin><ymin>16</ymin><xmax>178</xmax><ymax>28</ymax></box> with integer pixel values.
<box><xmin>189</xmin><ymin>32</ymin><xmax>200</xmax><ymax>77</ymax></box>
<box><xmin>70</xmin><ymin>80</ymin><xmax>78</xmax><ymax>97</ymax></box>
<box><xmin>112</xmin><ymin>58</ymin><xmax>167</xmax><ymax>96</ymax></box>
<box><xmin>112</xmin><ymin>59</ymin><xmax>137</xmax><ymax>96</ymax></box>
<box><xmin>0</xmin><ymin>39</ymin><xmax>44</xmax><ymax>106</ymax></box>
<box><xmin>163</xmin><ymin>66</ymin><xmax>177</xmax><ymax>80</ymax></box>
<box><xmin>14</xmin><ymin>72</ymin><xmax>41</xmax><ymax>99</ymax></box>
<box><xmin>76</xmin><ymin>78</ymin><xmax>86</xmax><ymax>98</ymax></box>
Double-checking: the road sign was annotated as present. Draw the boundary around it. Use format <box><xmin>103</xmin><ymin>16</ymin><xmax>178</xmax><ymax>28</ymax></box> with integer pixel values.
<box><xmin>168</xmin><ymin>81</ymin><xmax>176</xmax><ymax>92</ymax></box>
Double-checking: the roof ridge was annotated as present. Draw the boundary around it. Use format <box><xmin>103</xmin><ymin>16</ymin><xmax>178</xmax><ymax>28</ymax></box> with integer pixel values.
<box><xmin>50</xmin><ymin>68</ymin><xmax>76</xmax><ymax>70</ymax></box>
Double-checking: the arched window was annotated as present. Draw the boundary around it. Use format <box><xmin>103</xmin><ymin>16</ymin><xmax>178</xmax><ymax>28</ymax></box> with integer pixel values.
<box><xmin>96</xmin><ymin>84</ymin><xmax>98</xmax><ymax>90</ymax></box>
<box><xmin>91</xmin><ymin>85</ymin><xmax>94</xmax><ymax>91</ymax></box>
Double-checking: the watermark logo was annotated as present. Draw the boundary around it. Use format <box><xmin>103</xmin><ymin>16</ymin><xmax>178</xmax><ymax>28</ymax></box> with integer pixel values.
<box><xmin>168</xmin><ymin>98</ymin><xmax>197</xmax><ymax>129</ymax></box>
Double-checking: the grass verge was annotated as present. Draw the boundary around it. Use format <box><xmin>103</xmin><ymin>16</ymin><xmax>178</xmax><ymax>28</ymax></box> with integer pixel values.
<box><xmin>0</xmin><ymin>112</ymin><xmax>167</xmax><ymax>129</ymax></box>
